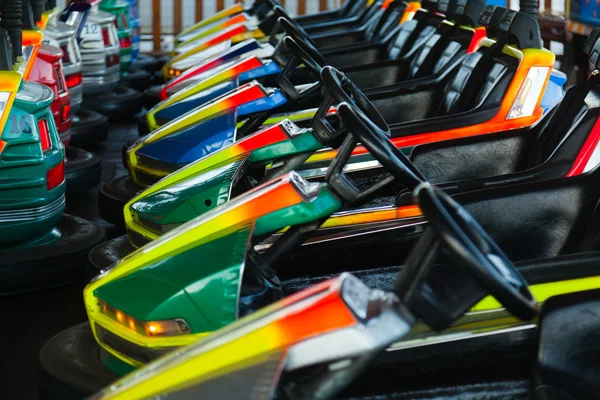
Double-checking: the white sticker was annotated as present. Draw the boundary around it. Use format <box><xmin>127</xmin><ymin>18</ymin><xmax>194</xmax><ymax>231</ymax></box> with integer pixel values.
<box><xmin>507</xmin><ymin>66</ymin><xmax>549</xmax><ymax>120</ymax></box>
<box><xmin>81</xmin><ymin>23</ymin><xmax>102</xmax><ymax>41</ymax></box>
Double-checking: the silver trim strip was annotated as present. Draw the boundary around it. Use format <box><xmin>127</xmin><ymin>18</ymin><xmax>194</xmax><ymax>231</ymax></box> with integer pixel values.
<box><xmin>0</xmin><ymin>194</ymin><xmax>65</xmax><ymax>222</ymax></box>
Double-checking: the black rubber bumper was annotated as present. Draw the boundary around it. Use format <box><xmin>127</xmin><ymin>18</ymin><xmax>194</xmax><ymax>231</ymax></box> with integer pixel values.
<box><xmin>39</xmin><ymin>322</ymin><xmax>119</xmax><ymax>400</ymax></box>
<box><xmin>70</xmin><ymin>108</ymin><xmax>109</xmax><ymax>148</ymax></box>
<box><xmin>143</xmin><ymin>84</ymin><xmax>162</xmax><ymax>110</ymax></box>
<box><xmin>0</xmin><ymin>214</ymin><xmax>105</xmax><ymax>295</ymax></box>
<box><xmin>83</xmin><ymin>87</ymin><xmax>144</xmax><ymax>120</ymax></box>
<box><xmin>87</xmin><ymin>235</ymin><xmax>133</xmax><ymax>280</ymax></box>
<box><xmin>98</xmin><ymin>175</ymin><xmax>144</xmax><ymax>228</ymax></box>
<box><xmin>132</xmin><ymin>53</ymin><xmax>169</xmax><ymax>73</ymax></box>
<box><xmin>137</xmin><ymin>112</ymin><xmax>150</xmax><ymax>136</ymax></box>
<box><xmin>65</xmin><ymin>147</ymin><xmax>102</xmax><ymax>193</ymax></box>
<box><xmin>121</xmin><ymin>68</ymin><xmax>152</xmax><ymax>92</ymax></box>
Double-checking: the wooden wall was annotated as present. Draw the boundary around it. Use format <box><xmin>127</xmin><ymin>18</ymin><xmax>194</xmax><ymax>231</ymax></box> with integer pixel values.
<box><xmin>151</xmin><ymin>0</ymin><xmax>334</xmax><ymax>51</ymax></box>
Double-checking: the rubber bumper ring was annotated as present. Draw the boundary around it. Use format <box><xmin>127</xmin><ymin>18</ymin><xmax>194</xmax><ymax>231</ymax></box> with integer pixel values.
<box><xmin>0</xmin><ymin>214</ymin><xmax>105</xmax><ymax>295</ymax></box>
<box><xmin>70</xmin><ymin>108</ymin><xmax>109</xmax><ymax>148</ymax></box>
<box><xmin>137</xmin><ymin>112</ymin><xmax>150</xmax><ymax>136</ymax></box>
<box><xmin>121</xmin><ymin>139</ymin><xmax>137</xmax><ymax>169</ymax></box>
<box><xmin>143</xmin><ymin>85</ymin><xmax>162</xmax><ymax>110</ymax></box>
<box><xmin>65</xmin><ymin>147</ymin><xmax>102</xmax><ymax>193</ymax></box>
<box><xmin>121</xmin><ymin>68</ymin><xmax>152</xmax><ymax>92</ymax></box>
<box><xmin>87</xmin><ymin>235</ymin><xmax>134</xmax><ymax>280</ymax></box>
<box><xmin>83</xmin><ymin>87</ymin><xmax>144</xmax><ymax>121</ymax></box>
<box><xmin>39</xmin><ymin>322</ymin><xmax>119</xmax><ymax>400</ymax></box>
<box><xmin>98</xmin><ymin>175</ymin><xmax>144</xmax><ymax>228</ymax></box>
<box><xmin>131</xmin><ymin>53</ymin><xmax>166</xmax><ymax>73</ymax></box>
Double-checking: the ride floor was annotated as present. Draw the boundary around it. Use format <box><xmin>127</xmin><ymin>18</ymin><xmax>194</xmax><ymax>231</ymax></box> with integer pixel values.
<box><xmin>0</xmin><ymin>120</ymin><xmax>136</xmax><ymax>400</ymax></box>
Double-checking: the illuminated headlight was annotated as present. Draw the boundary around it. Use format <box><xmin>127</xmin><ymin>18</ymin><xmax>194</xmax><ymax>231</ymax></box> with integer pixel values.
<box><xmin>507</xmin><ymin>66</ymin><xmax>549</xmax><ymax>120</ymax></box>
<box><xmin>168</xmin><ymin>68</ymin><xmax>182</xmax><ymax>77</ymax></box>
<box><xmin>98</xmin><ymin>298</ymin><xmax>191</xmax><ymax>337</ymax></box>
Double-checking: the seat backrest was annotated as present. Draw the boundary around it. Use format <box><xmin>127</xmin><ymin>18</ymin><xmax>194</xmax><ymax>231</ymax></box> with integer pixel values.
<box><xmin>403</xmin><ymin>0</ymin><xmax>486</xmax><ymax>78</ymax></box>
<box><xmin>435</xmin><ymin>48</ymin><xmax>516</xmax><ymax>116</ymax></box>
<box><xmin>341</xmin><ymin>0</ymin><xmax>370</xmax><ymax>18</ymax></box>
<box><xmin>365</xmin><ymin>0</ymin><xmax>407</xmax><ymax>41</ymax></box>
<box><xmin>455</xmin><ymin>167</ymin><xmax>600</xmax><ymax>260</ymax></box>
<box><xmin>525</xmin><ymin>87</ymin><xmax>600</xmax><ymax>170</ymax></box>
<box><xmin>387</xmin><ymin>11</ymin><xmax>443</xmax><ymax>59</ymax></box>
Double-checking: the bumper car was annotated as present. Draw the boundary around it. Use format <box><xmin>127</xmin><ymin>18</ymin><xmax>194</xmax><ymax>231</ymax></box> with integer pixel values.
<box><xmin>31</xmin><ymin>10</ymin><xmax>103</xmax><ymax>192</ymax></box>
<box><xmin>31</xmin><ymin>43</ymin><xmax>102</xmax><ymax>192</ymax></box>
<box><xmin>174</xmin><ymin>0</ymin><xmax>371</xmax><ymax>47</ymax></box>
<box><xmin>98</xmin><ymin>7</ymin><xmax>561</xmax><ymax>226</ymax></box>
<box><xmin>37</xmin><ymin>42</ymin><xmax>600</xmax><ymax>393</ymax></box>
<box><xmin>45</xmin><ymin>196</ymin><xmax>600</xmax><ymax>400</ymax></box>
<box><xmin>44</xmin><ymin>1</ymin><xmax>109</xmax><ymax>147</ymax></box>
<box><xmin>0</xmin><ymin>3</ymin><xmax>104</xmax><ymax>295</ymax></box>
<box><xmin>163</xmin><ymin>0</ymin><xmax>403</xmax><ymax>83</ymax></box>
<box><xmin>69</xmin><ymin>0</ymin><xmax>143</xmax><ymax>120</ymax></box>
<box><xmin>141</xmin><ymin>0</ymin><xmax>480</xmax><ymax>127</ymax></box>
<box><xmin>99</xmin><ymin>0</ymin><xmax>152</xmax><ymax>91</ymax></box>
<box><xmin>150</xmin><ymin>0</ymin><xmax>426</xmax><ymax>98</ymax></box>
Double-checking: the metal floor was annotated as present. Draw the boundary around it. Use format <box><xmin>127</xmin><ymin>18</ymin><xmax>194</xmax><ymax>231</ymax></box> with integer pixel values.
<box><xmin>0</xmin><ymin>119</ymin><xmax>136</xmax><ymax>399</ymax></box>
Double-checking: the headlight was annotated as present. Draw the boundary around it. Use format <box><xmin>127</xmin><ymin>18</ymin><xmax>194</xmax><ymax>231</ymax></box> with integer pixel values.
<box><xmin>98</xmin><ymin>298</ymin><xmax>191</xmax><ymax>337</ymax></box>
<box><xmin>168</xmin><ymin>68</ymin><xmax>182</xmax><ymax>77</ymax></box>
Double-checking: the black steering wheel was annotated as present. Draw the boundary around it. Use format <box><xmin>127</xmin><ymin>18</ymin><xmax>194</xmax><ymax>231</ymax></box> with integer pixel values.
<box><xmin>414</xmin><ymin>182</ymin><xmax>538</xmax><ymax>321</ymax></box>
<box><xmin>270</xmin><ymin>6</ymin><xmax>318</xmax><ymax>48</ymax></box>
<box><xmin>319</xmin><ymin>66</ymin><xmax>425</xmax><ymax>188</ymax></box>
<box><xmin>277</xmin><ymin>18</ymin><xmax>325</xmax><ymax>69</ymax></box>
<box><xmin>312</xmin><ymin>66</ymin><xmax>389</xmax><ymax>148</ymax></box>
<box><xmin>281</xmin><ymin>35</ymin><xmax>323</xmax><ymax>76</ymax></box>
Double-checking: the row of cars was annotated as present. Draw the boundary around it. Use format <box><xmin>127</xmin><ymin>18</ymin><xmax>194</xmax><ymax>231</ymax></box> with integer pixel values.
<box><xmin>3</xmin><ymin>0</ymin><xmax>599</xmax><ymax>398</ymax></box>
<box><xmin>0</xmin><ymin>0</ymin><xmax>162</xmax><ymax>292</ymax></box>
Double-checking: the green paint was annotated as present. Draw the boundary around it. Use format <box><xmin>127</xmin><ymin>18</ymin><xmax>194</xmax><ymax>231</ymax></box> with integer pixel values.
<box><xmin>0</xmin><ymin>81</ymin><xmax>65</xmax><ymax>248</ymax></box>
<box><xmin>254</xmin><ymin>187</ymin><xmax>340</xmax><ymax>236</ymax></box>
<box><xmin>100</xmin><ymin>0</ymin><xmax>133</xmax><ymax>73</ymax></box>
<box><xmin>131</xmin><ymin>131</ymin><xmax>324</xmax><ymax>234</ymax></box>
<box><xmin>97</xmin><ymin>185</ymin><xmax>341</xmax><ymax>340</ymax></box>
<box><xmin>96</xmin><ymin>226</ymin><xmax>253</xmax><ymax>332</ymax></box>
<box><xmin>101</xmin><ymin>349</ymin><xmax>137</xmax><ymax>376</ymax></box>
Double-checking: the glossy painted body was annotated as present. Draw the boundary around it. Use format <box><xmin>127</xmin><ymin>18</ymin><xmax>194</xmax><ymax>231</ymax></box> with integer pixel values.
<box><xmin>175</xmin><ymin>3</ymin><xmax>247</xmax><ymax>46</ymax></box>
<box><xmin>0</xmin><ymin>72</ymin><xmax>66</xmax><ymax>248</ymax></box>
<box><xmin>43</xmin><ymin>17</ymin><xmax>84</xmax><ymax>114</ymax></box>
<box><xmin>125</xmin><ymin>39</ymin><xmax>554</xmax><ymax>194</ymax></box>
<box><xmin>148</xmin><ymin>60</ymin><xmax>280</xmax><ymax>131</ymax></box>
<box><xmin>85</xmin><ymin>172</ymin><xmax>341</xmax><ymax>369</ymax></box>
<box><xmin>173</xmin><ymin>13</ymin><xmax>258</xmax><ymax>57</ymax></box>
<box><xmin>160</xmin><ymin>39</ymin><xmax>275</xmax><ymax>98</ymax></box>
<box><xmin>162</xmin><ymin>23</ymin><xmax>266</xmax><ymax>81</ymax></box>
<box><xmin>126</xmin><ymin>81</ymin><xmax>288</xmax><ymax>185</ymax></box>
<box><xmin>125</xmin><ymin>121</ymin><xmax>322</xmax><ymax>243</ymax></box>
<box><xmin>76</xmin><ymin>3</ymin><xmax>121</xmax><ymax>95</ymax></box>
<box><xmin>91</xmin><ymin>263</ymin><xmax>600</xmax><ymax>400</ymax></box>
<box><xmin>100</xmin><ymin>0</ymin><xmax>133</xmax><ymax>73</ymax></box>
<box><xmin>91</xmin><ymin>167</ymin><xmax>600</xmax><ymax>376</ymax></box>
<box><xmin>90</xmin><ymin>275</ymin><xmax>365</xmax><ymax>400</ymax></box>
<box><xmin>31</xmin><ymin>44</ymin><xmax>72</xmax><ymax>146</ymax></box>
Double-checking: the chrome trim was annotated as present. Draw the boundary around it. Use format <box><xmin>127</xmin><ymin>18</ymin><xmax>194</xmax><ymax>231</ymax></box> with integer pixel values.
<box><xmin>0</xmin><ymin>194</ymin><xmax>65</xmax><ymax>222</ymax></box>
<box><xmin>387</xmin><ymin>323</ymin><xmax>537</xmax><ymax>352</ymax></box>
<box><xmin>254</xmin><ymin>217</ymin><xmax>428</xmax><ymax>252</ymax></box>
<box><xmin>298</xmin><ymin>160</ymin><xmax>382</xmax><ymax>180</ymax></box>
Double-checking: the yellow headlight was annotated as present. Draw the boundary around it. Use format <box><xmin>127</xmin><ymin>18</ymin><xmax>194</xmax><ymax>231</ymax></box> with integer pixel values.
<box><xmin>97</xmin><ymin>298</ymin><xmax>191</xmax><ymax>337</ymax></box>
